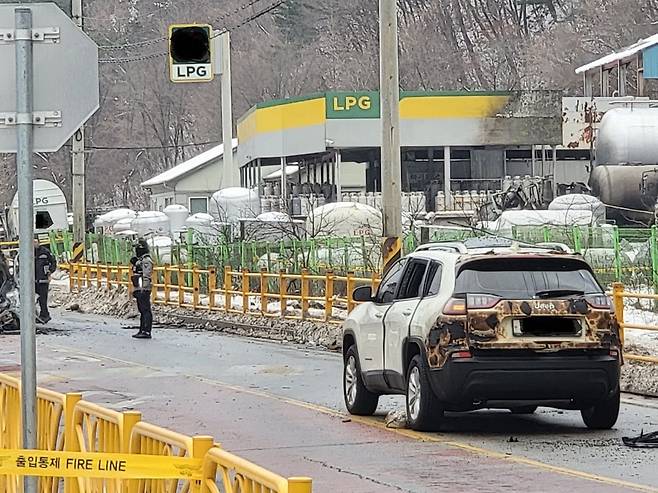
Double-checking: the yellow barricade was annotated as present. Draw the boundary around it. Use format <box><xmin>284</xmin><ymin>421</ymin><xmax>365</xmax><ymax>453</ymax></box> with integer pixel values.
<box><xmin>0</xmin><ymin>450</ymin><xmax>202</xmax><ymax>480</ymax></box>
<box><xmin>611</xmin><ymin>283</ymin><xmax>658</xmax><ymax>365</ymax></box>
<box><xmin>0</xmin><ymin>374</ymin><xmax>313</xmax><ymax>492</ymax></box>
<box><xmin>129</xmin><ymin>422</ymin><xmax>212</xmax><ymax>493</ymax></box>
<box><xmin>201</xmin><ymin>447</ymin><xmax>311</xmax><ymax>493</ymax></box>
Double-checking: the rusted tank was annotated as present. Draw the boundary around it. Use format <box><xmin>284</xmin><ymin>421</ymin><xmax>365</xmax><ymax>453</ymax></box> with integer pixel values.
<box><xmin>590</xmin><ymin>107</ymin><xmax>658</xmax><ymax>224</ymax></box>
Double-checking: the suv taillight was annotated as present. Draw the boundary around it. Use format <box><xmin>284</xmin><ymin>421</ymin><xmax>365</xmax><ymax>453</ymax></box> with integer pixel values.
<box><xmin>443</xmin><ymin>298</ymin><xmax>467</xmax><ymax>315</ymax></box>
<box><xmin>467</xmin><ymin>294</ymin><xmax>501</xmax><ymax>310</ymax></box>
<box><xmin>586</xmin><ymin>294</ymin><xmax>612</xmax><ymax>310</ymax></box>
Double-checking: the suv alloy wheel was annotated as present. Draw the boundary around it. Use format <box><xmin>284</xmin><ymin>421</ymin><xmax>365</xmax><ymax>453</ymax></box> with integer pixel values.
<box><xmin>406</xmin><ymin>355</ymin><xmax>443</xmax><ymax>431</ymax></box>
<box><xmin>343</xmin><ymin>345</ymin><xmax>379</xmax><ymax>415</ymax></box>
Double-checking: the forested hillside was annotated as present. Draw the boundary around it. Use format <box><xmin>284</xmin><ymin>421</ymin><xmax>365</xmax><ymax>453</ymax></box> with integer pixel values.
<box><xmin>1</xmin><ymin>0</ymin><xmax>656</xmax><ymax>208</ymax></box>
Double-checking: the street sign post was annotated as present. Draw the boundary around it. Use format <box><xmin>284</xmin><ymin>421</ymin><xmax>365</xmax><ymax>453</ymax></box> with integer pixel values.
<box><xmin>0</xmin><ymin>0</ymin><xmax>70</xmax><ymax>16</ymax></box>
<box><xmin>0</xmin><ymin>5</ymin><xmax>98</xmax><ymax>492</ymax></box>
<box><xmin>0</xmin><ymin>2</ymin><xmax>99</xmax><ymax>152</ymax></box>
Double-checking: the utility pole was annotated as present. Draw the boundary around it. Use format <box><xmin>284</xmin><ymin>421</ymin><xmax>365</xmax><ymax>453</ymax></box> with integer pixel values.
<box><xmin>379</xmin><ymin>0</ymin><xmax>402</xmax><ymax>269</ymax></box>
<box><xmin>15</xmin><ymin>8</ymin><xmax>37</xmax><ymax>493</ymax></box>
<box><xmin>220</xmin><ymin>31</ymin><xmax>235</xmax><ymax>188</ymax></box>
<box><xmin>71</xmin><ymin>0</ymin><xmax>85</xmax><ymax>253</ymax></box>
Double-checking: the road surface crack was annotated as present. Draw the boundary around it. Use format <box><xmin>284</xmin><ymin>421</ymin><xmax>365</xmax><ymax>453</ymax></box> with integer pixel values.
<box><xmin>304</xmin><ymin>456</ymin><xmax>415</xmax><ymax>492</ymax></box>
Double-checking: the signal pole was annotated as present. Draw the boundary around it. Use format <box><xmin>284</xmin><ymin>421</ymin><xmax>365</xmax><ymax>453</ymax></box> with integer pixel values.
<box><xmin>379</xmin><ymin>0</ymin><xmax>402</xmax><ymax>269</ymax></box>
<box><xmin>71</xmin><ymin>0</ymin><xmax>85</xmax><ymax>249</ymax></box>
<box><xmin>220</xmin><ymin>31</ymin><xmax>235</xmax><ymax>187</ymax></box>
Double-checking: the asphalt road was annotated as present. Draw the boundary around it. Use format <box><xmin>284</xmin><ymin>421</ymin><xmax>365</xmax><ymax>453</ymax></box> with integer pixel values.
<box><xmin>1</xmin><ymin>310</ymin><xmax>657</xmax><ymax>492</ymax></box>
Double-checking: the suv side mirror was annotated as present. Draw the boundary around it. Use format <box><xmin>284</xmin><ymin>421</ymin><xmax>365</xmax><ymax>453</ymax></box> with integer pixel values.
<box><xmin>352</xmin><ymin>285</ymin><xmax>373</xmax><ymax>302</ymax></box>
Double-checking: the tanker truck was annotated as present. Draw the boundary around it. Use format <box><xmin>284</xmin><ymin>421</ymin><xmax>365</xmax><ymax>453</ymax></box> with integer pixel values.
<box><xmin>589</xmin><ymin>106</ymin><xmax>658</xmax><ymax>225</ymax></box>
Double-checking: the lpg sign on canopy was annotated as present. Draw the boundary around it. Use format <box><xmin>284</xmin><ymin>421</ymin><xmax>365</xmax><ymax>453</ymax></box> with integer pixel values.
<box><xmin>326</xmin><ymin>92</ymin><xmax>380</xmax><ymax>119</ymax></box>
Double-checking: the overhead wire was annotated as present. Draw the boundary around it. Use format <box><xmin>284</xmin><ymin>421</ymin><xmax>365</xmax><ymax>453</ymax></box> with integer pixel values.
<box><xmin>96</xmin><ymin>0</ymin><xmax>278</xmax><ymax>51</ymax></box>
<box><xmin>98</xmin><ymin>1</ymin><xmax>283</xmax><ymax>64</ymax></box>
<box><xmin>63</xmin><ymin>141</ymin><xmax>219</xmax><ymax>151</ymax></box>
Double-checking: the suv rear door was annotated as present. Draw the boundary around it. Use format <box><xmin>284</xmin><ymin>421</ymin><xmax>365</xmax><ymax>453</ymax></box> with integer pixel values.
<box><xmin>358</xmin><ymin>259</ymin><xmax>406</xmax><ymax>373</ymax></box>
<box><xmin>455</xmin><ymin>256</ymin><xmax>613</xmax><ymax>350</ymax></box>
<box><xmin>383</xmin><ymin>258</ymin><xmax>429</xmax><ymax>383</ymax></box>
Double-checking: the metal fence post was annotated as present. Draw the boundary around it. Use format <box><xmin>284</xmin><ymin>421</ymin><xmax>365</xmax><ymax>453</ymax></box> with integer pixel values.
<box><xmin>301</xmin><ymin>269</ymin><xmax>310</xmax><ymax>319</ymax></box>
<box><xmin>190</xmin><ymin>436</ymin><xmax>214</xmax><ymax>493</ymax></box>
<box><xmin>279</xmin><ymin>269</ymin><xmax>287</xmax><ymax>316</ymax></box>
<box><xmin>224</xmin><ymin>266</ymin><xmax>231</xmax><ymax>312</ymax></box>
<box><xmin>288</xmin><ymin>477</ymin><xmax>313</xmax><ymax>493</ymax></box>
<box><xmin>346</xmin><ymin>271</ymin><xmax>355</xmax><ymax>313</ymax></box>
<box><xmin>325</xmin><ymin>270</ymin><xmax>334</xmax><ymax>322</ymax></box>
<box><xmin>208</xmin><ymin>267</ymin><xmax>216</xmax><ymax>309</ymax></box>
<box><xmin>613</xmin><ymin>226</ymin><xmax>622</xmax><ymax>281</ymax></box>
<box><xmin>63</xmin><ymin>392</ymin><xmax>82</xmax><ymax>493</ymax></box>
<box><xmin>241</xmin><ymin>268</ymin><xmax>249</xmax><ymax>314</ymax></box>
<box><xmin>612</xmin><ymin>282</ymin><xmax>625</xmax><ymax>347</ymax></box>
<box><xmin>164</xmin><ymin>265</ymin><xmax>171</xmax><ymax>305</ymax></box>
<box><xmin>260</xmin><ymin>268</ymin><xmax>268</xmax><ymax>314</ymax></box>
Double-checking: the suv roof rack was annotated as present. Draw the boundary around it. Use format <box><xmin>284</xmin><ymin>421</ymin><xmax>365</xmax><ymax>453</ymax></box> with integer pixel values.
<box><xmin>415</xmin><ymin>242</ymin><xmax>469</xmax><ymax>254</ymax></box>
<box><xmin>415</xmin><ymin>238</ymin><xmax>574</xmax><ymax>255</ymax></box>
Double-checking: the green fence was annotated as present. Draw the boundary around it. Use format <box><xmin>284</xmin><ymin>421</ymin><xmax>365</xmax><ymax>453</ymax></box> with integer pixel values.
<box><xmin>49</xmin><ymin>225</ymin><xmax>658</xmax><ymax>290</ymax></box>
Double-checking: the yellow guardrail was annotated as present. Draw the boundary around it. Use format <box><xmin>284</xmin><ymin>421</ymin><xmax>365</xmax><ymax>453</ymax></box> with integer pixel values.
<box><xmin>66</xmin><ymin>262</ymin><xmax>380</xmax><ymax>324</ymax></box>
<box><xmin>0</xmin><ymin>373</ymin><xmax>312</xmax><ymax>492</ymax></box>
<box><xmin>612</xmin><ymin>283</ymin><xmax>658</xmax><ymax>365</ymax></box>
<box><xmin>201</xmin><ymin>447</ymin><xmax>311</xmax><ymax>493</ymax></box>
<box><xmin>0</xmin><ymin>374</ymin><xmax>82</xmax><ymax>493</ymax></box>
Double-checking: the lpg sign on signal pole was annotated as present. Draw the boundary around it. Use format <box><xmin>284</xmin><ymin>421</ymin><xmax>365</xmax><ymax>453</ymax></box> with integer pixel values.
<box><xmin>168</xmin><ymin>24</ymin><xmax>214</xmax><ymax>82</ymax></box>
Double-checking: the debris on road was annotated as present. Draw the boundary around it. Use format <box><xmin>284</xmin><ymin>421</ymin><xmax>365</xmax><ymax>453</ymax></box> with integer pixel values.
<box><xmin>622</xmin><ymin>431</ymin><xmax>658</xmax><ymax>448</ymax></box>
<box><xmin>385</xmin><ymin>408</ymin><xmax>408</xmax><ymax>429</ymax></box>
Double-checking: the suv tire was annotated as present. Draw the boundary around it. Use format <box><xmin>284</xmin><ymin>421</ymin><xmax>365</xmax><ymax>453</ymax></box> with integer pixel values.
<box><xmin>580</xmin><ymin>388</ymin><xmax>620</xmax><ymax>430</ymax></box>
<box><xmin>343</xmin><ymin>345</ymin><xmax>379</xmax><ymax>416</ymax></box>
<box><xmin>406</xmin><ymin>355</ymin><xmax>443</xmax><ymax>431</ymax></box>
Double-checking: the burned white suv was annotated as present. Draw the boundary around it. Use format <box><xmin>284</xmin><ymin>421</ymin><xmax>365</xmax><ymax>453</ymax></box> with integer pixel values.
<box><xmin>342</xmin><ymin>238</ymin><xmax>622</xmax><ymax>431</ymax></box>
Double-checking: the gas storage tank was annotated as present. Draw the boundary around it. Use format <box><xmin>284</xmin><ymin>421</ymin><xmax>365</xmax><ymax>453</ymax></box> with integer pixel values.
<box><xmin>590</xmin><ymin>107</ymin><xmax>658</xmax><ymax>223</ymax></box>
<box><xmin>211</xmin><ymin>187</ymin><xmax>260</xmax><ymax>222</ymax></box>
<box><xmin>164</xmin><ymin>204</ymin><xmax>189</xmax><ymax>235</ymax></box>
<box><xmin>131</xmin><ymin>211</ymin><xmax>170</xmax><ymax>236</ymax></box>
<box><xmin>306</xmin><ymin>202</ymin><xmax>383</xmax><ymax>238</ymax></box>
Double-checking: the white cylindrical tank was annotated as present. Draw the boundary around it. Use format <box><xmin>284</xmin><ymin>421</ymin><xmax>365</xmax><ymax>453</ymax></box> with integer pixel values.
<box><xmin>185</xmin><ymin>213</ymin><xmax>215</xmax><ymax>236</ymax></box>
<box><xmin>211</xmin><ymin>187</ymin><xmax>261</xmax><ymax>222</ymax></box>
<box><xmin>164</xmin><ymin>204</ymin><xmax>189</xmax><ymax>234</ymax></box>
<box><xmin>131</xmin><ymin>211</ymin><xmax>170</xmax><ymax>236</ymax></box>
<box><xmin>148</xmin><ymin>235</ymin><xmax>173</xmax><ymax>263</ymax></box>
<box><xmin>307</xmin><ymin>202</ymin><xmax>383</xmax><ymax>238</ymax></box>
<box><xmin>112</xmin><ymin>217</ymin><xmax>133</xmax><ymax>233</ymax></box>
<box><xmin>548</xmin><ymin>194</ymin><xmax>606</xmax><ymax>223</ymax></box>
<box><xmin>96</xmin><ymin>208</ymin><xmax>136</xmax><ymax>229</ymax></box>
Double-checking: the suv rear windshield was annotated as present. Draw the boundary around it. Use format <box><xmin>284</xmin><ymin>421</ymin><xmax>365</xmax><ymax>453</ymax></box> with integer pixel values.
<box><xmin>455</xmin><ymin>257</ymin><xmax>602</xmax><ymax>299</ymax></box>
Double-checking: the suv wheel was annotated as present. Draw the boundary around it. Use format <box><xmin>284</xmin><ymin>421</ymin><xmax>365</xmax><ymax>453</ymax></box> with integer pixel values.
<box><xmin>581</xmin><ymin>388</ymin><xmax>620</xmax><ymax>430</ymax></box>
<box><xmin>406</xmin><ymin>355</ymin><xmax>443</xmax><ymax>431</ymax></box>
<box><xmin>343</xmin><ymin>345</ymin><xmax>379</xmax><ymax>416</ymax></box>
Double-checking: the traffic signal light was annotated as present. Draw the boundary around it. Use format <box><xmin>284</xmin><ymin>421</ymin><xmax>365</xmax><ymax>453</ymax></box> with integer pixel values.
<box><xmin>168</xmin><ymin>24</ymin><xmax>214</xmax><ymax>83</ymax></box>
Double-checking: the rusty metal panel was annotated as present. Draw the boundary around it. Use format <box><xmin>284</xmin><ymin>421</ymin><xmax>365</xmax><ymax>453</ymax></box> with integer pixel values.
<box><xmin>562</xmin><ymin>97</ymin><xmax>649</xmax><ymax>149</ymax></box>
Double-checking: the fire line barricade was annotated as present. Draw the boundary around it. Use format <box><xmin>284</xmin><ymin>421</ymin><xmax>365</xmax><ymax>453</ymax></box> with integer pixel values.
<box><xmin>0</xmin><ymin>374</ymin><xmax>312</xmax><ymax>493</ymax></box>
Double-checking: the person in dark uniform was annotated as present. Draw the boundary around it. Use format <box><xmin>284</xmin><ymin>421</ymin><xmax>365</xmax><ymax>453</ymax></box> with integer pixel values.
<box><xmin>130</xmin><ymin>238</ymin><xmax>153</xmax><ymax>339</ymax></box>
<box><xmin>34</xmin><ymin>239</ymin><xmax>56</xmax><ymax>324</ymax></box>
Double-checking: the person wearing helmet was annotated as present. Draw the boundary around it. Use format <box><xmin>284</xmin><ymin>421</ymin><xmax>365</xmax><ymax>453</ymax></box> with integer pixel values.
<box><xmin>34</xmin><ymin>239</ymin><xmax>56</xmax><ymax>324</ymax></box>
<box><xmin>130</xmin><ymin>238</ymin><xmax>153</xmax><ymax>339</ymax></box>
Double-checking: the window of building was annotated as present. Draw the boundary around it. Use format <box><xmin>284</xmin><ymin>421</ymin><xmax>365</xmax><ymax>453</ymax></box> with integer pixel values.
<box><xmin>189</xmin><ymin>197</ymin><xmax>208</xmax><ymax>214</ymax></box>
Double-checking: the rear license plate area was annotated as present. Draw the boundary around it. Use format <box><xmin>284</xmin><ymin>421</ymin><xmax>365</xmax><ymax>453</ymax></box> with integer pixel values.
<box><xmin>512</xmin><ymin>317</ymin><xmax>583</xmax><ymax>337</ymax></box>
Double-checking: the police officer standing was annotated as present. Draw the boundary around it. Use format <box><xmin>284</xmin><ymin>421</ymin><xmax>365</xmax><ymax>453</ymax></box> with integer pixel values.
<box><xmin>130</xmin><ymin>238</ymin><xmax>153</xmax><ymax>339</ymax></box>
<box><xmin>34</xmin><ymin>239</ymin><xmax>56</xmax><ymax>324</ymax></box>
